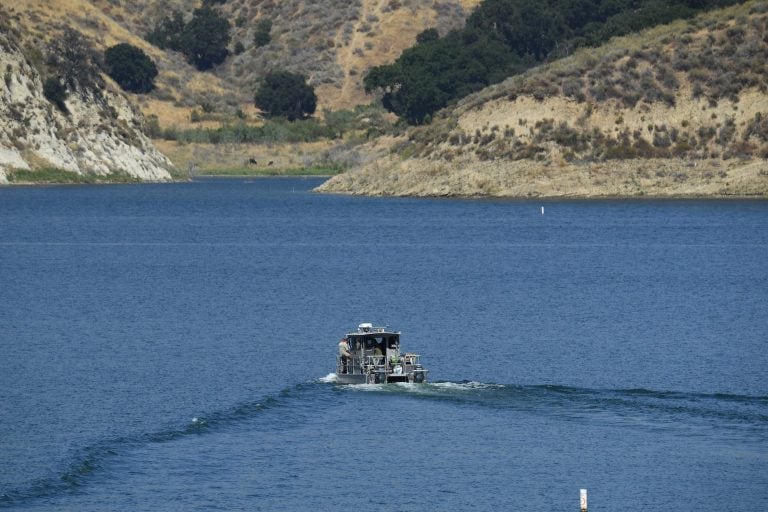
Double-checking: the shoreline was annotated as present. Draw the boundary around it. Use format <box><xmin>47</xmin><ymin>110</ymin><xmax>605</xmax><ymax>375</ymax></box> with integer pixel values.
<box><xmin>315</xmin><ymin>157</ymin><xmax>768</xmax><ymax>199</ymax></box>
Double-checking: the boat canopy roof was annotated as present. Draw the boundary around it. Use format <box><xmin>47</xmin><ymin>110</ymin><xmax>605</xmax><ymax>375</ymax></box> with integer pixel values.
<box><xmin>347</xmin><ymin>323</ymin><xmax>399</xmax><ymax>336</ymax></box>
<box><xmin>345</xmin><ymin>324</ymin><xmax>400</xmax><ymax>346</ymax></box>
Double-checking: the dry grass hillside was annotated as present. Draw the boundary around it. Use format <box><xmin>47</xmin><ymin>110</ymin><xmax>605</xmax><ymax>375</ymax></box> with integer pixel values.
<box><xmin>5</xmin><ymin>0</ymin><xmax>481</xmax><ymax>131</ymax></box>
<box><xmin>318</xmin><ymin>1</ymin><xmax>768</xmax><ymax>198</ymax></box>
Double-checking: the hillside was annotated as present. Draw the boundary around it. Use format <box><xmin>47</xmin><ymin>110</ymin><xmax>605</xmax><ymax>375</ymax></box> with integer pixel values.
<box><xmin>318</xmin><ymin>1</ymin><xmax>768</xmax><ymax>198</ymax></box>
<box><xmin>1</xmin><ymin>0</ymin><xmax>484</xmax><ymax>180</ymax></box>
<box><xmin>6</xmin><ymin>0</ymin><xmax>481</xmax><ymax>131</ymax></box>
<box><xmin>0</xmin><ymin>20</ymin><xmax>171</xmax><ymax>183</ymax></box>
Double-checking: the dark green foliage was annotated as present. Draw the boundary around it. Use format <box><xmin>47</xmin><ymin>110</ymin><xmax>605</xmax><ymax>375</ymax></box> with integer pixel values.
<box><xmin>146</xmin><ymin>7</ymin><xmax>231</xmax><ymax>70</ymax></box>
<box><xmin>181</xmin><ymin>7</ymin><xmax>231</xmax><ymax>70</ymax></box>
<box><xmin>416</xmin><ymin>28</ymin><xmax>439</xmax><ymax>44</ymax></box>
<box><xmin>146</xmin><ymin>10</ymin><xmax>186</xmax><ymax>52</ymax></box>
<box><xmin>253</xmin><ymin>18</ymin><xmax>272</xmax><ymax>48</ymax></box>
<box><xmin>233</xmin><ymin>41</ymin><xmax>245</xmax><ymax>55</ymax></box>
<box><xmin>254</xmin><ymin>71</ymin><xmax>317</xmax><ymax>121</ymax></box>
<box><xmin>43</xmin><ymin>76</ymin><xmax>67</xmax><ymax>112</ymax></box>
<box><xmin>104</xmin><ymin>43</ymin><xmax>158</xmax><ymax>93</ymax></box>
<box><xmin>46</xmin><ymin>27</ymin><xmax>102</xmax><ymax>91</ymax></box>
<box><xmin>365</xmin><ymin>27</ymin><xmax>522</xmax><ymax>124</ymax></box>
<box><xmin>365</xmin><ymin>0</ymin><xmax>745</xmax><ymax>124</ymax></box>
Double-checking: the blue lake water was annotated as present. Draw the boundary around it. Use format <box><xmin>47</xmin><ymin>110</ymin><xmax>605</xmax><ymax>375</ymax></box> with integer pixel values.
<box><xmin>1</xmin><ymin>178</ymin><xmax>766</xmax><ymax>511</ymax></box>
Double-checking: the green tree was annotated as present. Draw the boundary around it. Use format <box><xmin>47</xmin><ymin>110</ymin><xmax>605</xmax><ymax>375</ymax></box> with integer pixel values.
<box><xmin>104</xmin><ymin>43</ymin><xmax>158</xmax><ymax>93</ymax></box>
<box><xmin>255</xmin><ymin>71</ymin><xmax>317</xmax><ymax>121</ymax></box>
<box><xmin>46</xmin><ymin>27</ymin><xmax>102</xmax><ymax>91</ymax></box>
<box><xmin>416</xmin><ymin>28</ymin><xmax>439</xmax><ymax>44</ymax></box>
<box><xmin>253</xmin><ymin>18</ymin><xmax>272</xmax><ymax>48</ymax></box>
<box><xmin>181</xmin><ymin>6</ymin><xmax>231</xmax><ymax>70</ymax></box>
<box><xmin>366</xmin><ymin>0</ymin><xmax>742</xmax><ymax>124</ymax></box>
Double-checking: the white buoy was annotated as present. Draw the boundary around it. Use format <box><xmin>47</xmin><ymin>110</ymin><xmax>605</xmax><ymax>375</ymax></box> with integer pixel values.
<box><xmin>541</xmin><ymin>206</ymin><xmax>545</xmax><ymax>215</ymax></box>
<box><xmin>580</xmin><ymin>489</ymin><xmax>588</xmax><ymax>512</ymax></box>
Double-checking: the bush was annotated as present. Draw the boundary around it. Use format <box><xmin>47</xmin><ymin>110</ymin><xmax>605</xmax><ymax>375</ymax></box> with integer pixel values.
<box><xmin>43</xmin><ymin>76</ymin><xmax>67</xmax><ymax>112</ymax></box>
<box><xmin>104</xmin><ymin>43</ymin><xmax>158</xmax><ymax>93</ymax></box>
<box><xmin>253</xmin><ymin>18</ymin><xmax>272</xmax><ymax>48</ymax></box>
<box><xmin>254</xmin><ymin>71</ymin><xmax>317</xmax><ymax>121</ymax></box>
<box><xmin>146</xmin><ymin>10</ymin><xmax>186</xmax><ymax>51</ymax></box>
<box><xmin>46</xmin><ymin>27</ymin><xmax>101</xmax><ymax>91</ymax></box>
<box><xmin>181</xmin><ymin>6</ymin><xmax>231</xmax><ymax>70</ymax></box>
<box><xmin>146</xmin><ymin>7</ymin><xmax>230</xmax><ymax>70</ymax></box>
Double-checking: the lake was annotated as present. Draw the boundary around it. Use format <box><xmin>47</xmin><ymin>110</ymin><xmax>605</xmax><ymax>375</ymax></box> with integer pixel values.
<box><xmin>1</xmin><ymin>178</ymin><xmax>766</xmax><ymax>511</ymax></box>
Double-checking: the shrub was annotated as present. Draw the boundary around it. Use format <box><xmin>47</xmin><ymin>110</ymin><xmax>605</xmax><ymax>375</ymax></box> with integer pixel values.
<box><xmin>146</xmin><ymin>10</ymin><xmax>186</xmax><ymax>51</ymax></box>
<box><xmin>43</xmin><ymin>76</ymin><xmax>67</xmax><ymax>113</ymax></box>
<box><xmin>46</xmin><ymin>27</ymin><xmax>102</xmax><ymax>91</ymax></box>
<box><xmin>253</xmin><ymin>18</ymin><xmax>272</xmax><ymax>48</ymax></box>
<box><xmin>104</xmin><ymin>43</ymin><xmax>158</xmax><ymax>93</ymax></box>
<box><xmin>254</xmin><ymin>71</ymin><xmax>317</xmax><ymax>121</ymax></box>
<box><xmin>416</xmin><ymin>28</ymin><xmax>439</xmax><ymax>44</ymax></box>
<box><xmin>181</xmin><ymin>6</ymin><xmax>231</xmax><ymax>70</ymax></box>
<box><xmin>146</xmin><ymin>7</ymin><xmax>231</xmax><ymax>70</ymax></box>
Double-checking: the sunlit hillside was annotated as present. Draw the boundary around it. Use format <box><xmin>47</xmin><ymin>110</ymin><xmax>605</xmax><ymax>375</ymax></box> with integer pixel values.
<box><xmin>7</xmin><ymin>0</ymin><xmax>481</xmax><ymax>130</ymax></box>
<box><xmin>318</xmin><ymin>1</ymin><xmax>768</xmax><ymax>197</ymax></box>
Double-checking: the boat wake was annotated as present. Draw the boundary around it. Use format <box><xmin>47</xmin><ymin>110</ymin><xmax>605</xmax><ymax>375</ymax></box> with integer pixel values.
<box><xmin>339</xmin><ymin>379</ymin><xmax>768</xmax><ymax>438</ymax></box>
<box><xmin>3</xmin><ymin>377</ymin><xmax>766</xmax><ymax>507</ymax></box>
<box><xmin>0</xmin><ymin>381</ymin><xmax>322</xmax><ymax>507</ymax></box>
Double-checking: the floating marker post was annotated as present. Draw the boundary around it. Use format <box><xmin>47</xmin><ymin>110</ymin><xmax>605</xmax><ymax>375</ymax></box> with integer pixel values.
<box><xmin>580</xmin><ymin>489</ymin><xmax>588</xmax><ymax>512</ymax></box>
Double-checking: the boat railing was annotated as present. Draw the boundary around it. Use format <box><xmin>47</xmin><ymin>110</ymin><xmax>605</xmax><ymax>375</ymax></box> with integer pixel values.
<box><xmin>337</xmin><ymin>353</ymin><xmax>422</xmax><ymax>375</ymax></box>
<box><xmin>402</xmin><ymin>353</ymin><xmax>421</xmax><ymax>365</ymax></box>
<box><xmin>364</xmin><ymin>355</ymin><xmax>386</xmax><ymax>367</ymax></box>
<box><xmin>337</xmin><ymin>355</ymin><xmax>365</xmax><ymax>375</ymax></box>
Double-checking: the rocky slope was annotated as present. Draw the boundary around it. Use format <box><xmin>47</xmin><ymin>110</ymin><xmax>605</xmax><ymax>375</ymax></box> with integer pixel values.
<box><xmin>318</xmin><ymin>2</ymin><xmax>768</xmax><ymax>198</ymax></box>
<box><xmin>0</xmin><ymin>30</ymin><xmax>172</xmax><ymax>183</ymax></box>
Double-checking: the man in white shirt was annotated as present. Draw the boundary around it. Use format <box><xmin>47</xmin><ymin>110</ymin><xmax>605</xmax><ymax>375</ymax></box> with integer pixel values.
<box><xmin>338</xmin><ymin>338</ymin><xmax>351</xmax><ymax>374</ymax></box>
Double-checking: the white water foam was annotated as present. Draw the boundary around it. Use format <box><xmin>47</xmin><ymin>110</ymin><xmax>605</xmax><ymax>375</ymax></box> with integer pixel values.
<box><xmin>319</xmin><ymin>373</ymin><xmax>338</xmax><ymax>383</ymax></box>
<box><xmin>429</xmin><ymin>381</ymin><xmax>505</xmax><ymax>391</ymax></box>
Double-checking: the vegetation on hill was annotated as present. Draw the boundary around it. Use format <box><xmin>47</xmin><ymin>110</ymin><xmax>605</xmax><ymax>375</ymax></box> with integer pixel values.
<box><xmin>317</xmin><ymin>2</ymin><xmax>768</xmax><ymax>198</ymax></box>
<box><xmin>254</xmin><ymin>72</ymin><xmax>318</xmax><ymax>121</ymax></box>
<box><xmin>46</xmin><ymin>27</ymin><xmax>103</xmax><ymax>93</ymax></box>
<box><xmin>364</xmin><ymin>0</ymin><xmax>746</xmax><ymax>124</ymax></box>
<box><xmin>398</xmin><ymin>4</ymin><xmax>768</xmax><ymax>162</ymax></box>
<box><xmin>147</xmin><ymin>6</ymin><xmax>231</xmax><ymax>70</ymax></box>
<box><xmin>104</xmin><ymin>43</ymin><xmax>158</xmax><ymax>93</ymax></box>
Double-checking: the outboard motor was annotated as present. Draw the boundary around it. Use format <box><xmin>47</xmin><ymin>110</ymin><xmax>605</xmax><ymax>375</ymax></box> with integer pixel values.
<box><xmin>413</xmin><ymin>365</ymin><xmax>425</xmax><ymax>383</ymax></box>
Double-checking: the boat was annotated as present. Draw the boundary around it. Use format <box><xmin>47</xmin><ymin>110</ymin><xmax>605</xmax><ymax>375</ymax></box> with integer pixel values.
<box><xmin>335</xmin><ymin>323</ymin><xmax>428</xmax><ymax>384</ymax></box>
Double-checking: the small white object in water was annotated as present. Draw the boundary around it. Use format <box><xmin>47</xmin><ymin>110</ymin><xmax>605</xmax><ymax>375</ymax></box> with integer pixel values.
<box><xmin>541</xmin><ymin>206</ymin><xmax>545</xmax><ymax>215</ymax></box>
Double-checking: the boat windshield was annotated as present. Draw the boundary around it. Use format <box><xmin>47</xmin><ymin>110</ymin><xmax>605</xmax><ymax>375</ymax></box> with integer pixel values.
<box><xmin>349</xmin><ymin>334</ymin><xmax>399</xmax><ymax>355</ymax></box>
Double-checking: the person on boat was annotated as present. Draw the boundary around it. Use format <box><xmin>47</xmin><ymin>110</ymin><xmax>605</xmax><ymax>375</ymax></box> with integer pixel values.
<box><xmin>353</xmin><ymin>340</ymin><xmax>363</xmax><ymax>367</ymax></box>
<box><xmin>338</xmin><ymin>338</ymin><xmax>351</xmax><ymax>374</ymax></box>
